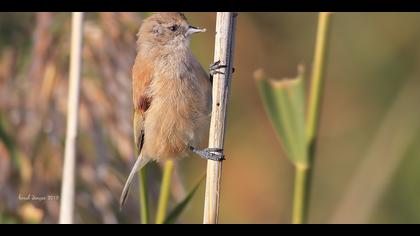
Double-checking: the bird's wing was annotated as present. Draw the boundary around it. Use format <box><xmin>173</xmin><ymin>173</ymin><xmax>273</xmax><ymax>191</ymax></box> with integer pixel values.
<box><xmin>132</xmin><ymin>55</ymin><xmax>153</xmax><ymax>154</ymax></box>
<box><xmin>120</xmin><ymin>56</ymin><xmax>154</xmax><ymax>209</ymax></box>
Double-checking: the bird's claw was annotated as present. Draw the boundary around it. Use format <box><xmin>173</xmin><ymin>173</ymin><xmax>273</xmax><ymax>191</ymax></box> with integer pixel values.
<box><xmin>202</xmin><ymin>148</ymin><xmax>225</xmax><ymax>161</ymax></box>
<box><xmin>209</xmin><ymin>60</ymin><xmax>227</xmax><ymax>76</ymax></box>
<box><xmin>189</xmin><ymin>145</ymin><xmax>225</xmax><ymax>161</ymax></box>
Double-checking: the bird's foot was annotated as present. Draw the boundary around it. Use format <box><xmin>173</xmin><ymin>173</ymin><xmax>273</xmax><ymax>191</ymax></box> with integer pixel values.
<box><xmin>188</xmin><ymin>145</ymin><xmax>225</xmax><ymax>161</ymax></box>
<box><xmin>209</xmin><ymin>60</ymin><xmax>229</xmax><ymax>76</ymax></box>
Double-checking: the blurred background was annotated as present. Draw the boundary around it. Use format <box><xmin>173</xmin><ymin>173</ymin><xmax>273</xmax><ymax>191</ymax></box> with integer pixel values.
<box><xmin>1</xmin><ymin>12</ymin><xmax>420</xmax><ymax>224</ymax></box>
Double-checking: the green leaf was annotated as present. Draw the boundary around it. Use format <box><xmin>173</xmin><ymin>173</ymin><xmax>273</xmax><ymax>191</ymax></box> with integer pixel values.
<box><xmin>254</xmin><ymin>66</ymin><xmax>308</xmax><ymax>167</ymax></box>
<box><xmin>163</xmin><ymin>175</ymin><xmax>205</xmax><ymax>224</ymax></box>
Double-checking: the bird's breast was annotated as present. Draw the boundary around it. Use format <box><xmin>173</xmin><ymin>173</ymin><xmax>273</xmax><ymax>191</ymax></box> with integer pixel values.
<box><xmin>142</xmin><ymin>64</ymin><xmax>211</xmax><ymax>161</ymax></box>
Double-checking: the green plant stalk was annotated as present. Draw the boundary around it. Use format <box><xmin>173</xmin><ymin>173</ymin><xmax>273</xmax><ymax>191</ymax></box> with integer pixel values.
<box><xmin>306</xmin><ymin>12</ymin><xmax>332</xmax><ymax>142</ymax></box>
<box><xmin>292</xmin><ymin>12</ymin><xmax>332</xmax><ymax>224</ymax></box>
<box><xmin>155</xmin><ymin>160</ymin><xmax>175</xmax><ymax>224</ymax></box>
<box><xmin>292</xmin><ymin>164</ymin><xmax>310</xmax><ymax>224</ymax></box>
<box><xmin>139</xmin><ymin>168</ymin><xmax>149</xmax><ymax>224</ymax></box>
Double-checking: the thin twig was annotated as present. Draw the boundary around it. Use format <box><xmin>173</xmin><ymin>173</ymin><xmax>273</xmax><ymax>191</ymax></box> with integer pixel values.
<box><xmin>59</xmin><ymin>12</ymin><xmax>84</xmax><ymax>224</ymax></box>
<box><xmin>203</xmin><ymin>12</ymin><xmax>237</xmax><ymax>224</ymax></box>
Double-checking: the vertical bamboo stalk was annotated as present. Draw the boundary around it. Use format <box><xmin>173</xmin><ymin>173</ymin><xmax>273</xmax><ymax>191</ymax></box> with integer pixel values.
<box><xmin>203</xmin><ymin>12</ymin><xmax>237</xmax><ymax>224</ymax></box>
<box><xmin>59</xmin><ymin>12</ymin><xmax>84</xmax><ymax>224</ymax></box>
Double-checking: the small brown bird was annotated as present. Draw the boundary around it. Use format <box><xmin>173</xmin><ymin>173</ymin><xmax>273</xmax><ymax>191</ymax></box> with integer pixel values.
<box><xmin>120</xmin><ymin>12</ymin><xmax>226</xmax><ymax>208</ymax></box>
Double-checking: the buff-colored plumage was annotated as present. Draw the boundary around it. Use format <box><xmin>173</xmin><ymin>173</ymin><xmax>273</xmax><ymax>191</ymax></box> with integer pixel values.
<box><xmin>120</xmin><ymin>13</ymin><xmax>211</xmax><ymax>207</ymax></box>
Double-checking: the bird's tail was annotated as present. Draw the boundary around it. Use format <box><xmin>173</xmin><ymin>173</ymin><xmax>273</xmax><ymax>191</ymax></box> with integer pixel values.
<box><xmin>119</xmin><ymin>153</ymin><xmax>149</xmax><ymax>209</ymax></box>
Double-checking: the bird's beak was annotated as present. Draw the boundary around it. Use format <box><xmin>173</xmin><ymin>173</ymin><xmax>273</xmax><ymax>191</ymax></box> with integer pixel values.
<box><xmin>186</xmin><ymin>25</ymin><xmax>206</xmax><ymax>36</ymax></box>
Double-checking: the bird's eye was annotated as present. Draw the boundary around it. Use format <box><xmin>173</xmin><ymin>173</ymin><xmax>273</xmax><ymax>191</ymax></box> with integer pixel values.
<box><xmin>169</xmin><ymin>24</ymin><xmax>179</xmax><ymax>32</ymax></box>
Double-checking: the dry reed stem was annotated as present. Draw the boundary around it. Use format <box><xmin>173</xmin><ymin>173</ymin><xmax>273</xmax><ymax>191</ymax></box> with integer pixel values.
<box><xmin>59</xmin><ymin>12</ymin><xmax>84</xmax><ymax>224</ymax></box>
<box><xmin>203</xmin><ymin>12</ymin><xmax>237</xmax><ymax>224</ymax></box>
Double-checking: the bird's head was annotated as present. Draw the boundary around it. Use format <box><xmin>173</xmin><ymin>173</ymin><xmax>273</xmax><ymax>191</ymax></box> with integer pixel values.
<box><xmin>138</xmin><ymin>12</ymin><xmax>206</xmax><ymax>50</ymax></box>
